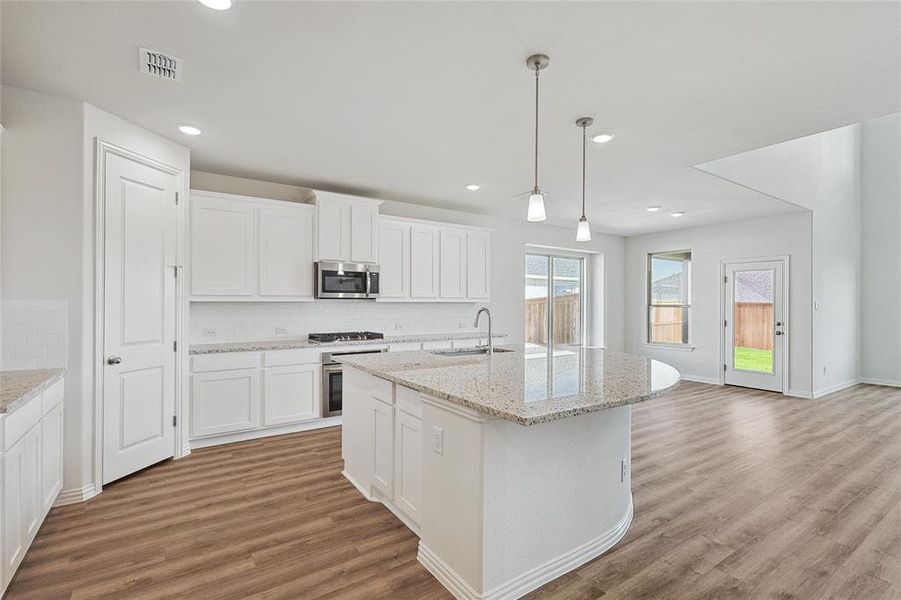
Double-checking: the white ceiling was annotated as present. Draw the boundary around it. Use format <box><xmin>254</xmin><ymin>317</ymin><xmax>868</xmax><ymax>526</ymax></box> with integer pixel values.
<box><xmin>2</xmin><ymin>1</ymin><xmax>899</xmax><ymax>235</ymax></box>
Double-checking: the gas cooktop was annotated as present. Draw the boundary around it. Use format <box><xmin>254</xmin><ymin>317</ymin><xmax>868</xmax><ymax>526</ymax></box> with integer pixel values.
<box><xmin>308</xmin><ymin>331</ymin><xmax>385</xmax><ymax>343</ymax></box>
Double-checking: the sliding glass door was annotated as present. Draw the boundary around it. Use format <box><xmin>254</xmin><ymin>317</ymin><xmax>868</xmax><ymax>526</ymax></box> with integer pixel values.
<box><xmin>525</xmin><ymin>253</ymin><xmax>585</xmax><ymax>348</ymax></box>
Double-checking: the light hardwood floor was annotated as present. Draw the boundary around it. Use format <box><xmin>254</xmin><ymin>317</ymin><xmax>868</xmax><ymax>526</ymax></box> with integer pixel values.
<box><xmin>11</xmin><ymin>383</ymin><xmax>901</xmax><ymax>599</ymax></box>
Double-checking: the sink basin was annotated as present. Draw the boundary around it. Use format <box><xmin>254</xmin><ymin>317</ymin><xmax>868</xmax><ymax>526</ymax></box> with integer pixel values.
<box><xmin>431</xmin><ymin>347</ymin><xmax>514</xmax><ymax>356</ymax></box>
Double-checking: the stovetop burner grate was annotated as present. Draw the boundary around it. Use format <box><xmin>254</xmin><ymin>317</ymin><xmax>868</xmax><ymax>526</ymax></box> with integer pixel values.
<box><xmin>308</xmin><ymin>331</ymin><xmax>385</xmax><ymax>343</ymax></box>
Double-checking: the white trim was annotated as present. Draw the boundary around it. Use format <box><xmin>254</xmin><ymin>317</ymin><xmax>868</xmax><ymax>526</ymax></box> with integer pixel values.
<box><xmin>342</xmin><ymin>469</ymin><xmax>373</xmax><ymax>500</ymax></box>
<box><xmin>418</xmin><ymin>498</ymin><xmax>633</xmax><ymax>600</ymax></box>
<box><xmin>372</xmin><ymin>489</ymin><xmax>422</xmax><ymax>537</ymax></box>
<box><xmin>93</xmin><ymin>138</ymin><xmax>187</xmax><ymax>494</ymax></box>
<box><xmin>418</xmin><ymin>393</ymin><xmax>488</xmax><ymax>423</ymax></box>
<box><xmin>787</xmin><ymin>389</ymin><xmax>815</xmax><ymax>399</ymax></box>
<box><xmin>680</xmin><ymin>375</ymin><xmax>722</xmax><ymax>386</ymax></box>
<box><xmin>813</xmin><ymin>379</ymin><xmax>861</xmax><ymax>399</ymax></box>
<box><xmin>53</xmin><ymin>484</ymin><xmax>99</xmax><ymax>507</ymax></box>
<box><xmin>859</xmin><ymin>377</ymin><xmax>901</xmax><ymax>388</ymax></box>
<box><xmin>381</xmin><ymin>213</ymin><xmax>493</xmax><ymax>234</ymax></box>
<box><xmin>643</xmin><ymin>342</ymin><xmax>695</xmax><ymax>352</ymax></box>
<box><xmin>189</xmin><ymin>417</ymin><xmax>341</xmax><ymax>449</ymax></box>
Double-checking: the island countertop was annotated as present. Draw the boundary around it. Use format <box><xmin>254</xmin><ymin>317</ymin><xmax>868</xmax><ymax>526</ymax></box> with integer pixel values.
<box><xmin>338</xmin><ymin>344</ymin><xmax>680</xmax><ymax>425</ymax></box>
<box><xmin>0</xmin><ymin>368</ymin><xmax>66</xmax><ymax>414</ymax></box>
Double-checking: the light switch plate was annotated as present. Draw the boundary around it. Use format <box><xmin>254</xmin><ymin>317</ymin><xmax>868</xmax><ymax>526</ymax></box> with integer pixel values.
<box><xmin>275</xmin><ymin>326</ymin><xmax>288</xmax><ymax>335</ymax></box>
<box><xmin>432</xmin><ymin>426</ymin><xmax>444</xmax><ymax>455</ymax></box>
<box><xmin>202</xmin><ymin>328</ymin><xmax>217</xmax><ymax>338</ymax></box>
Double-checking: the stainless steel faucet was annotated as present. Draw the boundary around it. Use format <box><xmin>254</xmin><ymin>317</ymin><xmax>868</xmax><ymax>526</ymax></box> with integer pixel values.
<box><xmin>473</xmin><ymin>307</ymin><xmax>493</xmax><ymax>354</ymax></box>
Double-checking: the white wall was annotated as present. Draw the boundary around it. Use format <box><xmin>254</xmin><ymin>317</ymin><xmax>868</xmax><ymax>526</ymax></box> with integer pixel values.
<box><xmin>190</xmin><ymin>171</ymin><xmax>626</xmax><ymax>350</ymax></box>
<box><xmin>698</xmin><ymin>124</ymin><xmax>862</xmax><ymax>395</ymax></box>
<box><xmin>860</xmin><ymin>113</ymin><xmax>901</xmax><ymax>385</ymax></box>
<box><xmin>625</xmin><ymin>212</ymin><xmax>813</xmax><ymax>394</ymax></box>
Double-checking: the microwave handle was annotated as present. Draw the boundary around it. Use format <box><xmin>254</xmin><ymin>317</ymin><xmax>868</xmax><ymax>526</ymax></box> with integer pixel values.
<box><xmin>365</xmin><ymin>269</ymin><xmax>371</xmax><ymax>297</ymax></box>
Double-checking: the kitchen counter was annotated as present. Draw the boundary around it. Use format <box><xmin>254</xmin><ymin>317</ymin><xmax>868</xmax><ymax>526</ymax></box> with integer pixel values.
<box><xmin>339</xmin><ymin>344</ymin><xmax>680</xmax><ymax>425</ymax></box>
<box><xmin>0</xmin><ymin>368</ymin><xmax>66</xmax><ymax>414</ymax></box>
<box><xmin>189</xmin><ymin>331</ymin><xmax>507</xmax><ymax>355</ymax></box>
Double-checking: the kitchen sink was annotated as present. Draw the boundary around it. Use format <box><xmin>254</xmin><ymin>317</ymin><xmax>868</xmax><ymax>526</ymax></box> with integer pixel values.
<box><xmin>431</xmin><ymin>347</ymin><xmax>515</xmax><ymax>356</ymax></box>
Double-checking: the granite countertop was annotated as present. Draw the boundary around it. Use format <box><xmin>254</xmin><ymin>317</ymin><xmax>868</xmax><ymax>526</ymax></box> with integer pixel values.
<box><xmin>189</xmin><ymin>331</ymin><xmax>507</xmax><ymax>355</ymax></box>
<box><xmin>339</xmin><ymin>345</ymin><xmax>681</xmax><ymax>425</ymax></box>
<box><xmin>0</xmin><ymin>368</ymin><xmax>66</xmax><ymax>414</ymax></box>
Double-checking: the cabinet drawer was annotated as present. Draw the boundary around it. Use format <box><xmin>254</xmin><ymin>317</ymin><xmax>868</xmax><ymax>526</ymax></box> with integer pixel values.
<box><xmin>263</xmin><ymin>348</ymin><xmax>320</xmax><ymax>367</ymax></box>
<box><xmin>345</xmin><ymin>368</ymin><xmax>393</xmax><ymax>405</ymax></box>
<box><xmin>395</xmin><ymin>385</ymin><xmax>423</xmax><ymax>420</ymax></box>
<box><xmin>2</xmin><ymin>397</ymin><xmax>42</xmax><ymax>452</ymax></box>
<box><xmin>191</xmin><ymin>352</ymin><xmax>260</xmax><ymax>373</ymax></box>
<box><xmin>41</xmin><ymin>379</ymin><xmax>64</xmax><ymax>415</ymax></box>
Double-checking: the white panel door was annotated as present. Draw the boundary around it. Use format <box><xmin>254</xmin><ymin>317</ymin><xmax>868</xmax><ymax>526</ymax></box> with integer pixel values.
<box><xmin>351</xmin><ymin>202</ymin><xmax>379</xmax><ymax>263</ymax></box>
<box><xmin>378</xmin><ymin>220</ymin><xmax>410</xmax><ymax>299</ymax></box>
<box><xmin>263</xmin><ymin>365</ymin><xmax>320</xmax><ymax>426</ymax></box>
<box><xmin>3</xmin><ymin>425</ymin><xmax>41</xmax><ymax>576</ymax></box>
<box><xmin>40</xmin><ymin>403</ymin><xmax>64</xmax><ymax>513</ymax></box>
<box><xmin>259</xmin><ymin>205</ymin><xmax>315</xmax><ymax>298</ymax></box>
<box><xmin>724</xmin><ymin>260</ymin><xmax>786</xmax><ymax>393</ymax></box>
<box><xmin>410</xmin><ymin>225</ymin><xmax>440</xmax><ymax>298</ymax></box>
<box><xmin>103</xmin><ymin>153</ymin><xmax>178</xmax><ymax>485</ymax></box>
<box><xmin>190</xmin><ymin>195</ymin><xmax>256</xmax><ymax>296</ymax></box>
<box><xmin>394</xmin><ymin>409</ymin><xmax>422</xmax><ymax>525</ymax></box>
<box><xmin>439</xmin><ymin>228</ymin><xmax>466</xmax><ymax>299</ymax></box>
<box><xmin>317</xmin><ymin>198</ymin><xmax>352</xmax><ymax>261</ymax></box>
<box><xmin>371</xmin><ymin>397</ymin><xmax>394</xmax><ymax>498</ymax></box>
<box><xmin>466</xmin><ymin>231</ymin><xmax>491</xmax><ymax>300</ymax></box>
<box><xmin>191</xmin><ymin>369</ymin><xmax>260</xmax><ymax>438</ymax></box>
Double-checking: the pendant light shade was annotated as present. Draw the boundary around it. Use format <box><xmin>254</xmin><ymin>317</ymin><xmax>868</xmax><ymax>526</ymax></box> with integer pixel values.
<box><xmin>575</xmin><ymin>117</ymin><xmax>593</xmax><ymax>242</ymax></box>
<box><xmin>526</xmin><ymin>54</ymin><xmax>549</xmax><ymax>222</ymax></box>
<box><xmin>527</xmin><ymin>192</ymin><xmax>547</xmax><ymax>222</ymax></box>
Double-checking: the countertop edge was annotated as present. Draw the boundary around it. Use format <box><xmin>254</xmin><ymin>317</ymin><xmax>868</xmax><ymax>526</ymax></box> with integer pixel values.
<box><xmin>189</xmin><ymin>332</ymin><xmax>508</xmax><ymax>355</ymax></box>
<box><xmin>1</xmin><ymin>368</ymin><xmax>67</xmax><ymax>415</ymax></box>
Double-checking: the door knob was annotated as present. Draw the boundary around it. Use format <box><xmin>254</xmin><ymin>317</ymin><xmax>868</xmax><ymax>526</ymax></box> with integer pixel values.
<box><xmin>107</xmin><ymin>356</ymin><xmax>123</xmax><ymax>365</ymax></box>
<box><xmin>775</xmin><ymin>331</ymin><xmax>783</xmax><ymax>336</ymax></box>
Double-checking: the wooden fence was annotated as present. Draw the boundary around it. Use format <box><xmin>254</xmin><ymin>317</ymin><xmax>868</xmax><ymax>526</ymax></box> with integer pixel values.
<box><xmin>649</xmin><ymin>302</ymin><xmax>773</xmax><ymax>349</ymax></box>
<box><xmin>525</xmin><ymin>294</ymin><xmax>580</xmax><ymax>345</ymax></box>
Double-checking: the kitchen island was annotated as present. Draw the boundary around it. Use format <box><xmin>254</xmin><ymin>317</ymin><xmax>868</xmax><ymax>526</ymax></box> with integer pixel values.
<box><xmin>339</xmin><ymin>344</ymin><xmax>680</xmax><ymax>600</ymax></box>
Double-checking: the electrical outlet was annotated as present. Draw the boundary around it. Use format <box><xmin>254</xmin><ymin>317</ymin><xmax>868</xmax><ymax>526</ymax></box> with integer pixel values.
<box><xmin>432</xmin><ymin>426</ymin><xmax>444</xmax><ymax>455</ymax></box>
<box><xmin>275</xmin><ymin>326</ymin><xmax>288</xmax><ymax>335</ymax></box>
<box><xmin>395</xmin><ymin>323</ymin><xmax>405</xmax><ymax>330</ymax></box>
<box><xmin>202</xmin><ymin>328</ymin><xmax>217</xmax><ymax>338</ymax></box>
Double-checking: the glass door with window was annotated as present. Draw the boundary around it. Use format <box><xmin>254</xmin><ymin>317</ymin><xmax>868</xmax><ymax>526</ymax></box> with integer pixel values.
<box><xmin>525</xmin><ymin>254</ymin><xmax>584</xmax><ymax>349</ymax></box>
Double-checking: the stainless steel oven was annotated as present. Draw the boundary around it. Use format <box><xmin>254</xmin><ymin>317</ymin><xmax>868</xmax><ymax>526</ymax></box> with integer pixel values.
<box><xmin>321</xmin><ymin>347</ymin><xmax>388</xmax><ymax>417</ymax></box>
<box><xmin>315</xmin><ymin>261</ymin><xmax>380</xmax><ymax>299</ymax></box>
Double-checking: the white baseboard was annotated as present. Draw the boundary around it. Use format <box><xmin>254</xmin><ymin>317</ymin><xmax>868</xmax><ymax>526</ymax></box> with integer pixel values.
<box><xmin>813</xmin><ymin>379</ymin><xmax>861</xmax><ymax>399</ymax></box>
<box><xmin>341</xmin><ymin>469</ymin><xmax>372</xmax><ymax>501</ymax></box>
<box><xmin>859</xmin><ymin>377</ymin><xmax>901</xmax><ymax>388</ymax></box>
<box><xmin>418</xmin><ymin>499</ymin><xmax>634</xmax><ymax>600</ymax></box>
<box><xmin>787</xmin><ymin>389</ymin><xmax>814</xmax><ymax>399</ymax></box>
<box><xmin>190</xmin><ymin>416</ymin><xmax>342</xmax><ymax>449</ymax></box>
<box><xmin>680</xmin><ymin>375</ymin><xmax>722</xmax><ymax>386</ymax></box>
<box><xmin>54</xmin><ymin>484</ymin><xmax>99</xmax><ymax>507</ymax></box>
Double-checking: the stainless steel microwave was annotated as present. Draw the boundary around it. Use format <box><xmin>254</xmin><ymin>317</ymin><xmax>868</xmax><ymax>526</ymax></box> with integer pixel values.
<box><xmin>315</xmin><ymin>261</ymin><xmax>380</xmax><ymax>299</ymax></box>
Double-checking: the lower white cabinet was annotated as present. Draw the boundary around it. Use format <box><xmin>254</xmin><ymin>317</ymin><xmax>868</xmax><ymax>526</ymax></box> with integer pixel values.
<box><xmin>371</xmin><ymin>396</ymin><xmax>395</xmax><ymax>498</ymax></box>
<box><xmin>40</xmin><ymin>403</ymin><xmax>64</xmax><ymax>513</ymax></box>
<box><xmin>263</xmin><ymin>364</ymin><xmax>319</xmax><ymax>426</ymax></box>
<box><xmin>191</xmin><ymin>369</ymin><xmax>260</xmax><ymax>438</ymax></box>
<box><xmin>394</xmin><ymin>389</ymin><xmax>423</xmax><ymax>525</ymax></box>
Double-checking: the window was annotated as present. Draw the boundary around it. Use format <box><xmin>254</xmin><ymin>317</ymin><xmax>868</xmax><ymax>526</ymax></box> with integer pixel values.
<box><xmin>647</xmin><ymin>250</ymin><xmax>691</xmax><ymax>345</ymax></box>
<box><xmin>525</xmin><ymin>253</ymin><xmax>585</xmax><ymax>348</ymax></box>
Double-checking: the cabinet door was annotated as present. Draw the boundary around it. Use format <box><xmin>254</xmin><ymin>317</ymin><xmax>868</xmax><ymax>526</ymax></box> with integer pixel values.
<box><xmin>191</xmin><ymin>195</ymin><xmax>256</xmax><ymax>296</ymax></box>
<box><xmin>263</xmin><ymin>365</ymin><xmax>320</xmax><ymax>426</ymax></box>
<box><xmin>371</xmin><ymin>398</ymin><xmax>394</xmax><ymax>498</ymax></box>
<box><xmin>40</xmin><ymin>403</ymin><xmax>64</xmax><ymax>514</ymax></box>
<box><xmin>410</xmin><ymin>225</ymin><xmax>440</xmax><ymax>298</ymax></box>
<box><xmin>394</xmin><ymin>409</ymin><xmax>422</xmax><ymax>525</ymax></box>
<box><xmin>259</xmin><ymin>205</ymin><xmax>315</xmax><ymax>298</ymax></box>
<box><xmin>191</xmin><ymin>369</ymin><xmax>260</xmax><ymax>438</ymax></box>
<box><xmin>317</xmin><ymin>198</ymin><xmax>352</xmax><ymax>261</ymax></box>
<box><xmin>466</xmin><ymin>231</ymin><xmax>491</xmax><ymax>300</ymax></box>
<box><xmin>351</xmin><ymin>202</ymin><xmax>379</xmax><ymax>263</ymax></box>
<box><xmin>378</xmin><ymin>220</ymin><xmax>410</xmax><ymax>298</ymax></box>
<box><xmin>3</xmin><ymin>425</ymin><xmax>41</xmax><ymax>575</ymax></box>
<box><xmin>439</xmin><ymin>228</ymin><xmax>466</xmax><ymax>299</ymax></box>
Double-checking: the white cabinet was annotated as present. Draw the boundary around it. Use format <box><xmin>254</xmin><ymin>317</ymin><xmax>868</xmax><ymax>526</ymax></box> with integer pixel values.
<box><xmin>190</xmin><ymin>190</ymin><xmax>315</xmax><ymax>301</ymax></box>
<box><xmin>191</xmin><ymin>194</ymin><xmax>256</xmax><ymax>297</ymax></box>
<box><xmin>466</xmin><ymin>231</ymin><xmax>491</xmax><ymax>300</ymax></box>
<box><xmin>411</xmin><ymin>225</ymin><xmax>440</xmax><ymax>298</ymax></box>
<box><xmin>3</xmin><ymin>424</ymin><xmax>41</xmax><ymax>580</ymax></box>
<box><xmin>371</xmin><ymin>396</ymin><xmax>394</xmax><ymax>498</ymax></box>
<box><xmin>259</xmin><ymin>205</ymin><xmax>315</xmax><ymax>298</ymax></box>
<box><xmin>40</xmin><ymin>403</ymin><xmax>63</xmax><ymax>514</ymax></box>
<box><xmin>263</xmin><ymin>364</ymin><xmax>319</xmax><ymax>426</ymax></box>
<box><xmin>394</xmin><ymin>389</ymin><xmax>423</xmax><ymax>526</ymax></box>
<box><xmin>315</xmin><ymin>192</ymin><xmax>382</xmax><ymax>263</ymax></box>
<box><xmin>378</xmin><ymin>219</ymin><xmax>411</xmax><ymax>299</ymax></box>
<box><xmin>191</xmin><ymin>369</ymin><xmax>260</xmax><ymax>438</ymax></box>
<box><xmin>439</xmin><ymin>229</ymin><xmax>466</xmax><ymax>299</ymax></box>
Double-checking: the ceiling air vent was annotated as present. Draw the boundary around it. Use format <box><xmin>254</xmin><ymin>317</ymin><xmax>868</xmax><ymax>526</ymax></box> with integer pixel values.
<box><xmin>138</xmin><ymin>47</ymin><xmax>183</xmax><ymax>81</ymax></box>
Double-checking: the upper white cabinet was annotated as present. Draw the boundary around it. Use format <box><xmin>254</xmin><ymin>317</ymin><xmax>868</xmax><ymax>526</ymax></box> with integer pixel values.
<box><xmin>314</xmin><ymin>192</ymin><xmax>382</xmax><ymax>263</ymax></box>
<box><xmin>190</xmin><ymin>190</ymin><xmax>315</xmax><ymax>301</ymax></box>
<box><xmin>379</xmin><ymin>217</ymin><xmax>491</xmax><ymax>303</ymax></box>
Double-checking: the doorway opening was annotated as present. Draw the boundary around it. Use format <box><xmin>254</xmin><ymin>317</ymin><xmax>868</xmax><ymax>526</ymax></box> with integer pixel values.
<box><xmin>525</xmin><ymin>253</ymin><xmax>585</xmax><ymax>349</ymax></box>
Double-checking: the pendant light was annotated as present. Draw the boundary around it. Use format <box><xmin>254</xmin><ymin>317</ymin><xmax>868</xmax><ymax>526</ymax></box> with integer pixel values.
<box><xmin>526</xmin><ymin>54</ymin><xmax>549</xmax><ymax>222</ymax></box>
<box><xmin>575</xmin><ymin>117</ymin><xmax>593</xmax><ymax>241</ymax></box>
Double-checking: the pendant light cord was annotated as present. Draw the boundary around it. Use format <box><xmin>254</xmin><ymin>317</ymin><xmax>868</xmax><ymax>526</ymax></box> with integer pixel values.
<box><xmin>534</xmin><ymin>66</ymin><xmax>540</xmax><ymax>193</ymax></box>
<box><xmin>581</xmin><ymin>123</ymin><xmax>587</xmax><ymax>218</ymax></box>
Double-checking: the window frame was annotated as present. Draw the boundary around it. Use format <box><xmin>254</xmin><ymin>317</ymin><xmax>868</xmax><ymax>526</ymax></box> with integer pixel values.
<box><xmin>646</xmin><ymin>249</ymin><xmax>692</xmax><ymax>347</ymax></box>
<box><xmin>525</xmin><ymin>251</ymin><xmax>588</xmax><ymax>348</ymax></box>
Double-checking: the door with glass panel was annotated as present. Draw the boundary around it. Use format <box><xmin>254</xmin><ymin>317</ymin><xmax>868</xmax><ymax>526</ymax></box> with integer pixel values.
<box><xmin>724</xmin><ymin>260</ymin><xmax>785</xmax><ymax>392</ymax></box>
<box><xmin>525</xmin><ymin>254</ymin><xmax>584</xmax><ymax>348</ymax></box>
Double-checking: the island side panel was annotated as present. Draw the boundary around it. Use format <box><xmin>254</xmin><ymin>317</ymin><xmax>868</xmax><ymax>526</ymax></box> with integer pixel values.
<box><xmin>342</xmin><ymin>366</ymin><xmax>375</xmax><ymax>498</ymax></box>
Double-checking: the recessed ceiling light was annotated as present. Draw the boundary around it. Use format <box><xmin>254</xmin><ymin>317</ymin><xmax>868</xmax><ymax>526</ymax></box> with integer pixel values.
<box><xmin>592</xmin><ymin>133</ymin><xmax>615</xmax><ymax>144</ymax></box>
<box><xmin>670</xmin><ymin>211</ymin><xmax>686</xmax><ymax>218</ymax></box>
<box><xmin>178</xmin><ymin>125</ymin><xmax>202</xmax><ymax>136</ymax></box>
<box><xmin>197</xmin><ymin>0</ymin><xmax>233</xmax><ymax>10</ymax></box>
<box><xmin>465</xmin><ymin>184</ymin><xmax>481</xmax><ymax>191</ymax></box>
<box><xmin>646</xmin><ymin>206</ymin><xmax>661</xmax><ymax>212</ymax></box>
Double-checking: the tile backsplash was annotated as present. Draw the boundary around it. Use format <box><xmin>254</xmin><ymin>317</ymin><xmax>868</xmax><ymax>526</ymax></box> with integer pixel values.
<box><xmin>1</xmin><ymin>299</ymin><xmax>68</xmax><ymax>370</ymax></box>
<box><xmin>190</xmin><ymin>301</ymin><xmax>486</xmax><ymax>343</ymax></box>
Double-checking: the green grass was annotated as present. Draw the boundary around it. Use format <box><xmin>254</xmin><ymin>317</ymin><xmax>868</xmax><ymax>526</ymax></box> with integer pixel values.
<box><xmin>734</xmin><ymin>347</ymin><xmax>773</xmax><ymax>373</ymax></box>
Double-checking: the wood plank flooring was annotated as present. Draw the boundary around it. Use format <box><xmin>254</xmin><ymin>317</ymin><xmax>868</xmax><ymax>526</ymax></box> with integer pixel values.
<box><xmin>11</xmin><ymin>383</ymin><xmax>901</xmax><ymax>599</ymax></box>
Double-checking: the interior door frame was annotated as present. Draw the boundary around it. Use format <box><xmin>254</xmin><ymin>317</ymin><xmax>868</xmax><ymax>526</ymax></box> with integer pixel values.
<box><xmin>92</xmin><ymin>138</ymin><xmax>188</xmax><ymax>495</ymax></box>
<box><xmin>719</xmin><ymin>255</ymin><xmax>790</xmax><ymax>394</ymax></box>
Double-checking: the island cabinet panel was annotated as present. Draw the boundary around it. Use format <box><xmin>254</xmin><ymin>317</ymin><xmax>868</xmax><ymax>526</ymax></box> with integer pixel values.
<box><xmin>439</xmin><ymin>228</ymin><xmax>466</xmax><ymax>299</ymax></box>
<box><xmin>191</xmin><ymin>369</ymin><xmax>260</xmax><ymax>438</ymax></box>
<box><xmin>262</xmin><ymin>365</ymin><xmax>319</xmax><ymax>426</ymax></box>
<box><xmin>191</xmin><ymin>195</ymin><xmax>256</xmax><ymax>297</ymax></box>
<box><xmin>341</xmin><ymin>367</ymin><xmax>376</xmax><ymax>496</ymax></box>
<box><xmin>258</xmin><ymin>204</ymin><xmax>315</xmax><ymax>298</ymax></box>
<box><xmin>371</xmin><ymin>397</ymin><xmax>395</xmax><ymax>499</ymax></box>
<box><xmin>394</xmin><ymin>386</ymin><xmax>423</xmax><ymax>527</ymax></box>
<box><xmin>410</xmin><ymin>225</ymin><xmax>440</xmax><ymax>298</ymax></box>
